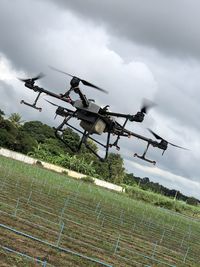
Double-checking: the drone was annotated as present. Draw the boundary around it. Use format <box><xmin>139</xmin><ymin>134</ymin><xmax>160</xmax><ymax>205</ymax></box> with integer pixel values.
<box><xmin>18</xmin><ymin>67</ymin><xmax>188</xmax><ymax>165</ymax></box>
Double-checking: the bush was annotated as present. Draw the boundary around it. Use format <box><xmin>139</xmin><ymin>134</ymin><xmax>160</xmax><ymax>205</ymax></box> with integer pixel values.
<box><xmin>186</xmin><ymin>197</ymin><xmax>199</xmax><ymax>206</ymax></box>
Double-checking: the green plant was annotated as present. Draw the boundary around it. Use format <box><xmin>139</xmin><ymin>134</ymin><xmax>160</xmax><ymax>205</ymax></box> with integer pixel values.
<box><xmin>186</xmin><ymin>197</ymin><xmax>199</xmax><ymax>206</ymax></box>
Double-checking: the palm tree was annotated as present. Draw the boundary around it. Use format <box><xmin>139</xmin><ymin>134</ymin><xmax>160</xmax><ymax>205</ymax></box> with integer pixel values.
<box><xmin>9</xmin><ymin>113</ymin><xmax>24</xmax><ymax>128</ymax></box>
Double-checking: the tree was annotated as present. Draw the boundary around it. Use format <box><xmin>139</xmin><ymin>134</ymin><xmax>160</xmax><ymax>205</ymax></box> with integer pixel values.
<box><xmin>106</xmin><ymin>153</ymin><xmax>125</xmax><ymax>184</ymax></box>
<box><xmin>0</xmin><ymin>114</ymin><xmax>18</xmax><ymax>149</ymax></box>
<box><xmin>186</xmin><ymin>197</ymin><xmax>199</xmax><ymax>206</ymax></box>
<box><xmin>22</xmin><ymin>121</ymin><xmax>55</xmax><ymax>143</ymax></box>
<box><xmin>0</xmin><ymin>119</ymin><xmax>17</xmax><ymax>134</ymax></box>
<box><xmin>0</xmin><ymin>129</ymin><xmax>16</xmax><ymax>149</ymax></box>
<box><xmin>13</xmin><ymin>129</ymin><xmax>37</xmax><ymax>154</ymax></box>
<box><xmin>123</xmin><ymin>173</ymin><xmax>136</xmax><ymax>186</ymax></box>
<box><xmin>37</xmin><ymin>138</ymin><xmax>65</xmax><ymax>156</ymax></box>
<box><xmin>9</xmin><ymin>113</ymin><xmax>24</xmax><ymax>128</ymax></box>
<box><xmin>62</xmin><ymin>127</ymin><xmax>80</xmax><ymax>153</ymax></box>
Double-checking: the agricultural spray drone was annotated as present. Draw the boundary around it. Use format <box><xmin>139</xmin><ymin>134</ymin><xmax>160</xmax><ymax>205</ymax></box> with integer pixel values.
<box><xmin>18</xmin><ymin>67</ymin><xmax>187</xmax><ymax>164</ymax></box>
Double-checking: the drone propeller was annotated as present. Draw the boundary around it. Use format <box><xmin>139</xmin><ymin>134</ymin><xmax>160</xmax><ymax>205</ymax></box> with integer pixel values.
<box><xmin>45</xmin><ymin>99</ymin><xmax>73</xmax><ymax>120</ymax></box>
<box><xmin>148</xmin><ymin>129</ymin><xmax>163</xmax><ymax>140</ymax></box>
<box><xmin>45</xmin><ymin>99</ymin><xmax>74</xmax><ymax>113</ymax></box>
<box><xmin>129</xmin><ymin>99</ymin><xmax>155</xmax><ymax>122</ymax></box>
<box><xmin>18</xmin><ymin>72</ymin><xmax>45</xmax><ymax>83</ymax></box>
<box><xmin>167</xmin><ymin>141</ymin><xmax>189</xmax><ymax>150</ymax></box>
<box><xmin>45</xmin><ymin>99</ymin><xmax>61</xmax><ymax>119</ymax></box>
<box><xmin>49</xmin><ymin>66</ymin><xmax>108</xmax><ymax>94</ymax></box>
<box><xmin>148</xmin><ymin>128</ymin><xmax>188</xmax><ymax>150</ymax></box>
<box><xmin>141</xmin><ymin>99</ymin><xmax>155</xmax><ymax>114</ymax></box>
<box><xmin>45</xmin><ymin>99</ymin><xmax>59</xmax><ymax>107</ymax></box>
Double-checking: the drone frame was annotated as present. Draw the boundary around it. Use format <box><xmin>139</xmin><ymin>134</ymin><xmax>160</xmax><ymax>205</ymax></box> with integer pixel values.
<box><xmin>18</xmin><ymin>70</ymin><xmax>187</xmax><ymax>165</ymax></box>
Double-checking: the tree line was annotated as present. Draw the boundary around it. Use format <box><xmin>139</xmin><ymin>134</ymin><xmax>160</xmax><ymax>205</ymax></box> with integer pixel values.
<box><xmin>0</xmin><ymin>109</ymin><xmax>199</xmax><ymax>205</ymax></box>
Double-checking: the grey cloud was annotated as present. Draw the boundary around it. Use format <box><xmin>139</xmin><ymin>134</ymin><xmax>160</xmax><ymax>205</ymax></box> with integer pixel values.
<box><xmin>46</xmin><ymin>0</ymin><xmax>200</xmax><ymax>60</ymax></box>
<box><xmin>0</xmin><ymin>81</ymin><xmax>17</xmax><ymax>115</ymax></box>
<box><xmin>0</xmin><ymin>79</ymin><xmax>52</xmax><ymax>123</ymax></box>
<box><xmin>0</xmin><ymin>0</ymin><xmax>62</xmax><ymax>73</ymax></box>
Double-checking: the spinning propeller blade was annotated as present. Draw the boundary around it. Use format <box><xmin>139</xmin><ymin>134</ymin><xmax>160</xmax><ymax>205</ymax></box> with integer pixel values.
<box><xmin>49</xmin><ymin>65</ymin><xmax>108</xmax><ymax>93</ymax></box>
<box><xmin>168</xmin><ymin>142</ymin><xmax>189</xmax><ymax>150</ymax></box>
<box><xmin>148</xmin><ymin>128</ymin><xmax>188</xmax><ymax>150</ymax></box>
<box><xmin>44</xmin><ymin>99</ymin><xmax>59</xmax><ymax>107</ymax></box>
<box><xmin>45</xmin><ymin>99</ymin><xmax>66</xmax><ymax>120</ymax></box>
<box><xmin>49</xmin><ymin>66</ymin><xmax>74</xmax><ymax>78</ymax></box>
<box><xmin>18</xmin><ymin>72</ymin><xmax>45</xmax><ymax>83</ymax></box>
<box><xmin>148</xmin><ymin>129</ymin><xmax>163</xmax><ymax>140</ymax></box>
<box><xmin>141</xmin><ymin>99</ymin><xmax>155</xmax><ymax>114</ymax></box>
<box><xmin>45</xmin><ymin>99</ymin><xmax>74</xmax><ymax>113</ymax></box>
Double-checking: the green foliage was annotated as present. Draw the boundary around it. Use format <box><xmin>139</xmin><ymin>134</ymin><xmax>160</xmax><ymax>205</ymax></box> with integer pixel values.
<box><xmin>39</xmin><ymin>138</ymin><xmax>65</xmax><ymax>156</ymax></box>
<box><xmin>0</xmin><ymin>119</ymin><xmax>18</xmax><ymax>149</ymax></box>
<box><xmin>92</xmin><ymin>153</ymin><xmax>125</xmax><ymax>184</ymax></box>
<box><xmin>0</xmin><ymin>119</ymin><xmax>18</xmax><ymax>136</ymax></box>
<box><xmin>62</xmin><ymin>127</ymin><xmax>80</xmax><ymax>153</ymax></box>
<box><xmin>107</xmin><ymin>153</ymin><xmax>125</xmax><ymax>184</ymax></box>
<box><xmin>124</xmin><ymin>184</ymin><xmax>200</xmax><ymax>215</ymax></box>
<box><xmin>29</xmin><ymin>142</ymin><xmax>96</xmax><ymax>176</ymax></box>
<box><xmin>8</xmin><ymin>113</ymin><xmax>24</xmax><ymax>128</ymax></box>
<box><xmin>123</xmin><ymin>173</ymin><xmax>137</xmax><ymax>186</ymax></box>
<box><xmin>187</xmin><ymin>197</ymin><xmax>199</xmax><ymax>206</ymax></box>
<box><xmin>0</xmin><ymin>128</ymin><xmax>16</xmax><ymax>149</ymax></box>
<box><xmin>13</xmin><ymin>129</ymin><xmax>38</xmax><ymax>153</ymax></box>
<box><xmin>22</xmin><ymin>121</ymin><xmax>55</xmax><ymax>143</ymax></box>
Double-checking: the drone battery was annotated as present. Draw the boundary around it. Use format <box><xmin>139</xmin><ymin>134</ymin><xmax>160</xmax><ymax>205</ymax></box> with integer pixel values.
<box><xmin>80</xmin><ymin>119</ymin><xmax>106</xmax><ymax>135</ymax></box>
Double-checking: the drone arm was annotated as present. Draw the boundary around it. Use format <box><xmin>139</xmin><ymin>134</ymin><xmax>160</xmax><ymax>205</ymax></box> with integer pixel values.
<box><xmin>119</xmin><ymin>128</ymin><xmax>162</xmax><ymax>164</ymax></box>
<box><xmin>133</xmin><ymin>143</ymin><xmax>156</xmax><ymax>165</ymax></box>
<box><xmin>21</xmin><ymin>82</ymin><xmax>75</xmax><ymax>111</ymax></box>
<box><xmin>101</xmin><ymin>111</ymin><xmax>131</xmax><ymax>118</ymax></box>
<box><xmin>102</xmin><ymin>110</ymin><xmax>145</xmax><ymax>122</ymax></box>
<box><xmin>109</xmin><ymin>118</ymin><xmax>129</xmax><ymax>150</ymax></box>
<box><xmin>33</xmin><ymin>85</ymin><xmax>73</xmax><ymax>103</ymax></box>
<box><xmin>21</xmin><ymin>84</ymin><xmax>43</xmax><ymax>111</ymax></box>
<box><xmin>122</xmin><ymin>129</ymin><xmax>157</xmax><ymax>145</ymax></box>
<box><xmin>24</xmin><ymin>83</ymin><xmax>74</xmax><ymax>103</ymax></box>
<box><xmin>72</xmin><ymin>87</ymin><xmax>89</xmax><ymax>107</ymax></box>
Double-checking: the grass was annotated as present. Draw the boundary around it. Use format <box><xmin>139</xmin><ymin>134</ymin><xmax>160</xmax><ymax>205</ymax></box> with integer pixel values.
<box><xmin>0</xmin><ymin>155</ymin><xmax>200</xmax><ymax>266</ymax></box>
<box><xmin>124</xmin><ymin>185</ymin><xmax>200</xmax><ymax>218</ymax></box>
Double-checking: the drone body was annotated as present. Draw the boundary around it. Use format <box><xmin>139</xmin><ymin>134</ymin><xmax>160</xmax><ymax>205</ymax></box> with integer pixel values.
<box><xmin>18</xmin><ymin>67</ymin><xmax>188</xmax><ymax>164</ymax></box>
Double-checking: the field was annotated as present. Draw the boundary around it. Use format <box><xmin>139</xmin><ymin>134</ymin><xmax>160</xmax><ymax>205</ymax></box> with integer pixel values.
<box><xmin>0</xmin><ymin>155</ymin><xmax>200</xmax><ymax>266</ymax></box>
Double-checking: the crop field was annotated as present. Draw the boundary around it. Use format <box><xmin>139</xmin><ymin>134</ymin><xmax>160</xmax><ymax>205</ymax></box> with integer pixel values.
<box><xmin>0</xmin><ymin>155</ymin><xmax>200</xmax><ymax>266</ymax></box>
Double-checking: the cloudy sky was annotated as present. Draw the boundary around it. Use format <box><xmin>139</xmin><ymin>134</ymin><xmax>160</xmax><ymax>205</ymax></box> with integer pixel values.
<box><xmin>0</xmin><ymin>0</ymin><xmax>200</xmax><ymax>198</ymax></box>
